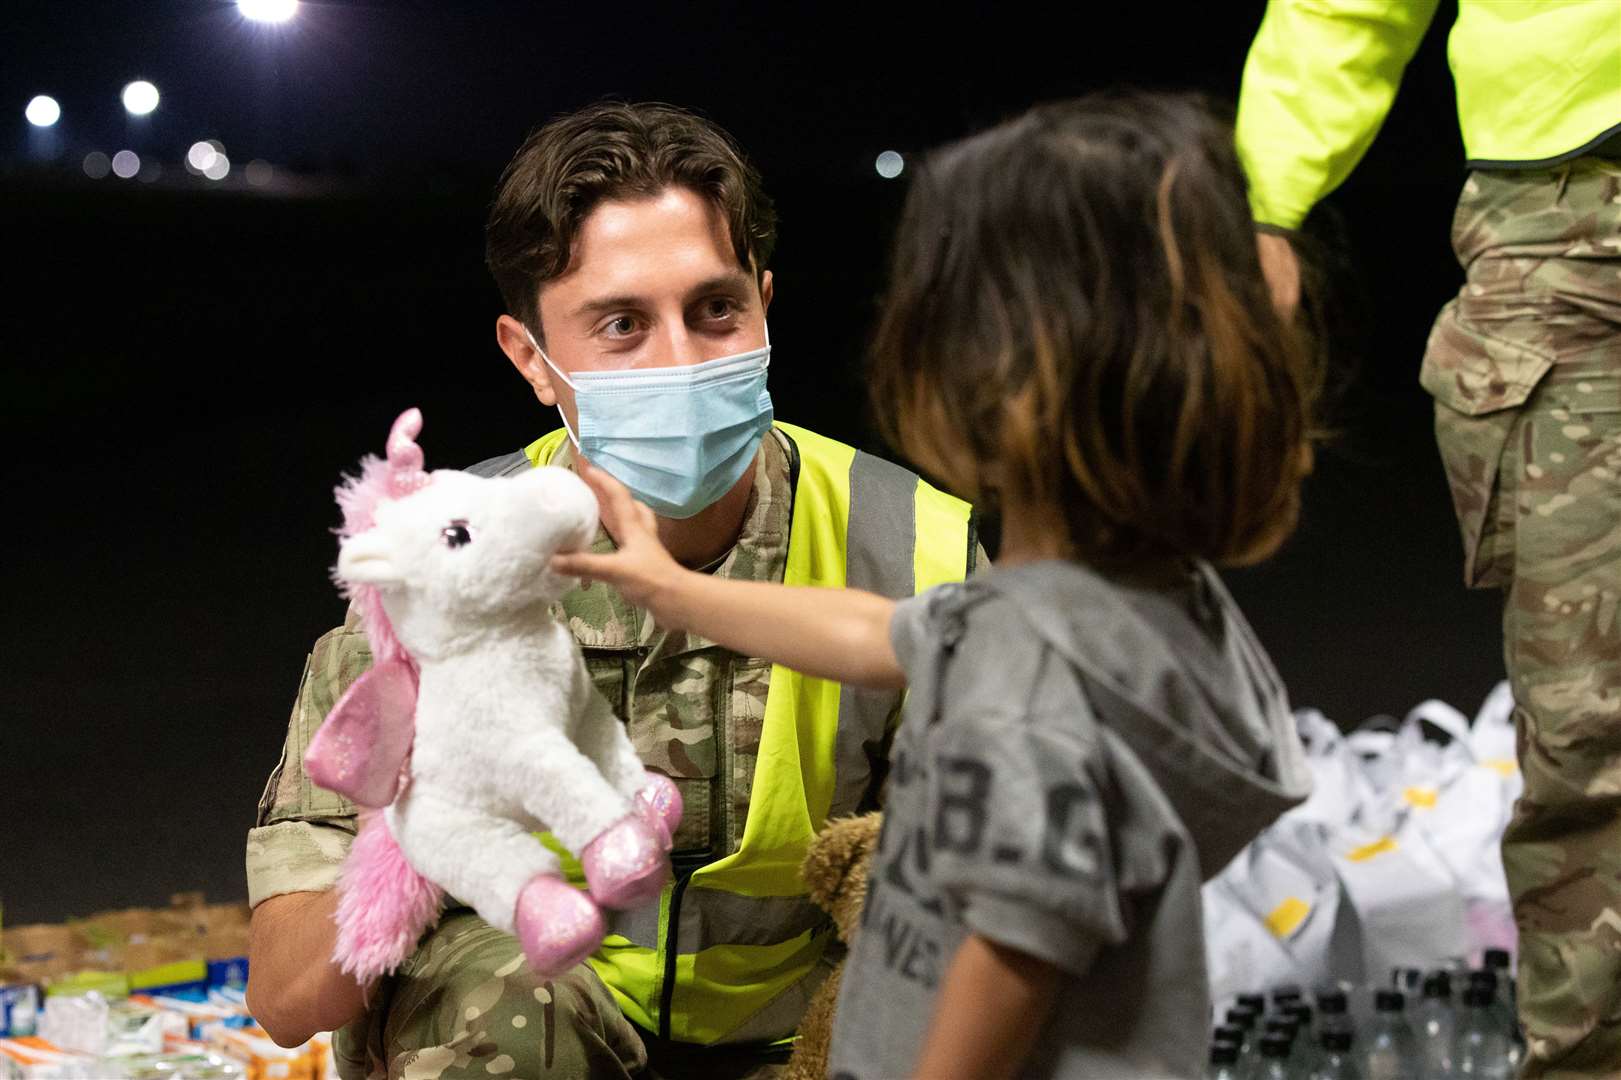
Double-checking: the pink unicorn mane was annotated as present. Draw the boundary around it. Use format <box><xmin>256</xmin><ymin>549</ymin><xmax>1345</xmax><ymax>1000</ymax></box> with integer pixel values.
<box><xmin>332</xmin><ymin>408</ymin><xmax>433</xmax><ymax>668</ymax></box>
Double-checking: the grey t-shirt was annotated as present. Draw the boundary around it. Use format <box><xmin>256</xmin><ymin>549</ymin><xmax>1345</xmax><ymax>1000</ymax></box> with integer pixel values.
<box><xmin>827</xmin><ymin>560</ymin><xmax>1309</xmax><ymax>1080</ymax></box>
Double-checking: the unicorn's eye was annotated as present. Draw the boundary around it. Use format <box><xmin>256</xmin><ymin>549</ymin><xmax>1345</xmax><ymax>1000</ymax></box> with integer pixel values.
<box><xmin>441</xmin><ymin>521</ymin><xmax>472</xmax><ymax>549</ymax></box>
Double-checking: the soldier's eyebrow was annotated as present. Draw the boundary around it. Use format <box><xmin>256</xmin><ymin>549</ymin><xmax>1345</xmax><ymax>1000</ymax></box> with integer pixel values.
<box><xmin>571</xmin><ymin>294</ymin><xmax>649</xmax><ymax>321</ymax></box>
<box><xmin>682</xmin><ymin>272</ymin><xmax>755</xmax><ymax>303</ymax></box>
<box><xmin>569</xmin><ymin>272</ymin><xmax>756</xmax><ymax>322</ymax></box>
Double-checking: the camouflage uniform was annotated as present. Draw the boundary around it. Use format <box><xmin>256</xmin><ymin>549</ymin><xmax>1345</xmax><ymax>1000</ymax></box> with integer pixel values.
<box><xmin>1424</xmin><ymin>157</ymin><xmax>1621</xmax><ymax>1078</ymax></box>
<box><xmin>247</xmin><ymin>430</ymin><xmax>840</xmax><ymax>1079</ymax></box>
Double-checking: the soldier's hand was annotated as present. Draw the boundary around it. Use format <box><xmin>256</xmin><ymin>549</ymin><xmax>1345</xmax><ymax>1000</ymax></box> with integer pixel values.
<box><xmin>553</xmin><ymin>460</ymin><xmax>686</xmax><ymax>618</ymax></box>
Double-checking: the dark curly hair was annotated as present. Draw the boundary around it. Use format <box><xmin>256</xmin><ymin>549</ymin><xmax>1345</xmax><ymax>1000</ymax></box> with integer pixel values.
<box><xmin>485</xmin><ymin>101</ymin><xmax>777</xmax><ymax>340</ymax></box>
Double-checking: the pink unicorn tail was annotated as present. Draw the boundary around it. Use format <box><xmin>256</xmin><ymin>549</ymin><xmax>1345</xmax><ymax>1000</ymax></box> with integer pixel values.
<box><xmin>333</xmin><ymin>812</ymin><xmax>444</xmax><ymax>983</ymax></box>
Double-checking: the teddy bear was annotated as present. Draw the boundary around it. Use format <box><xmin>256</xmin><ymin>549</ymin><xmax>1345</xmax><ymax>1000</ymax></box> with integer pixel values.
<box><xmin>785</xmin><ymin>812</ymin><xmax>883</xmax><ymax>1080</ymax></box>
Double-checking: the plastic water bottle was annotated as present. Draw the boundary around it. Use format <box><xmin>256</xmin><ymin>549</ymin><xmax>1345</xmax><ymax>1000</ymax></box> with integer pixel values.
<box><xmin>1414</xmin><ymin>970</ymin><xmax>1456</xmax><ymax>1077</ymax></box>
<box><xmin>1283</xmin><ymin>1002</ymin><xmax>1317</xmax><ymax>1041</ymax></box>
<box><xmin>1227</xmin><ymin>1006</ymin><xmax>1261</xmax><ymax>1034</ymax></box>
<box><xmin>1208</xmin><ymin>1040</ymin><xmax>1243</xmax><ymax>1080</ymax></box>
<box><xmin>1361</xmin><ymin>990</ymin><xmax>1421</xmax><ymax>1080</ymax></box>
<box><xmin>1264</xmin><ymin>1017</ymin><xmax>1300</xmax><ymax>1045</ymax></box>
<box><xmin>1284</xmin><ymin>1002</ymin><xmax>1319</xmax><ymax>1076</ymax></box>
<box><xmin>1246</xmin><ymin>1034</ymin><xmax>1295</xmax><ymax>1080</ymax></box>
<box><xmin>1271</xmin><ymin>984</ymin><xmax>1304</xmax><ymax>1010</ymax></box>
<box><xmin>1482</xmin><ymin>949</ymin><xmax>1512</xmax><ymax>985</ymax></box>
<box><xmin>1226</xmin><ymin>1007</ymin><xmax>1260</xmax><ymax>1055</ymax></box>
<box><xmin>1478</xmin><ymin>957</ymin><xmax>1523</xmax><ymax>1068</ymax></box>
<box><xmin>1452</xmin><ymin>985</ymin><xmax>1513</xmax><ymax>1078</ymax></box>
<box><xmin>1468</xmin><ymin>969</ymin><xmax>1521</xmax><ymax>1068</ymax></box>
<box><xmin>1311</xmin><ymin>1030</ymin><xmax>1363</xmax><ymax>1080</ymax></box>
<box><xmin>1316</xmin><ymin>988</ymin><xmax>1353</xmax><ymax>1041</ymax></box>
<box><xmin>1392</xmin><ymin>967</ymin><xmax>1423</xmax><ymax>996</ymax></box>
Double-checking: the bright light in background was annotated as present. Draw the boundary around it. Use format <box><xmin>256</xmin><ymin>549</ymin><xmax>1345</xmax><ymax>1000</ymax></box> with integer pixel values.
<box><xmin>238</xmin><ymin>0</ymin><xmax>299</xmax><ymax>23</ymax></box>
<box><xmin>25</xmin><ymin>95</ymin><xmax>61</xmax><ymax>128</ymax></box>
<box><xmin>122</xmin><ymin>80</ymin><xmax>160</xmax><ymax>116</ymax></box>
<box><xmin>186</xmin><ymin>140</ymin><xmax>222</xmax><ymax>173</ymax></box>
<box><xmin>875</xmin><ymin>151</ymin><xmax>905</xmax><ymax>180</ymax></box>
<box><xmin>204</xmin><ymin>152</ymin><xmax>232</xmax><ymax>181</ymax></box>
<box><xmin>111</xmin><ymin>150</ymin><xmax>141</xmax><ymax>179</ymax></box>
<box><xmin>245</xmin><ymin>159</ymin><xmax>273</xmax><ymax>187</ymax></box>
<box><xmin>83</xmin><ymin>152</ymin><xmax>111</xmax><ymax>180</ymax></box>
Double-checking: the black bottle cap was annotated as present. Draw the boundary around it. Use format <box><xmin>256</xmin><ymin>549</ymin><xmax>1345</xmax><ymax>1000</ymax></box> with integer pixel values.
<box><xmin>1284</xmin><ymin>1002</ymin><xmax>1314</xmax><ymax>1025</ymax></box>
<box><xmin>1321</xmin><ymin>1030</ymin><xmax>1353</xmax><ymax>1053</ymax></box>
<box><xmin>1212</xmin><ymin>1025</ymin><xmax>1244</xmax><ymax>1045</ymax></box>
<box><xmin>1463</xmin><ymin>986</ymin><xmax>1494</xmax><ymax>1008</ymax></box>
<box><xmin>1484</xmin><ymin>948</ymin><xmax>1512</xmax><ymax>970</ymax></box>
<box><xmin>1265</xmin><ymin>1017</ymin><xmax>1299</xmax><ymax>1038</ymax></box>
<box><xmin>1271</xmin><ymin>983</ymin><xmax>1303</xmax><ymax>1004</ymax></box>
<box><xmin>1260</xmin><ymin>1034</ymin><xmax>1292</xmax><ymax>1058</ymax></box>
<box><xmin>1210</xmin><ymin>1042</ymin><xmax>1240</xmax><ymax>1066</ymax></box>
<box><xmin>1423</xmin><ymin>970</ymin><xmax>1453</xmax><ymax>999</ymax></box>
<box><xmin>1469</xmin><ymin>969</ymin><xmax>1500</xmax><ymax>992</ymax></box>
<box><xmin>1316</xmin><ymin>989</ymin><xmax>1349</xmax><ymax>1013</ymax></box>
<box><xmin>1375</xmin><ymin>989</ymin><xmax>1406</xmax><ymax>1012</ymax></box>
<box><xmin>1237</xmin><ymin>993</ymin><xmax>1266</xmax><ymax>1012</ymax></box>
<box><xmin>1226</xmin><ymin>1007</ymin><xmax>1258</xmax><ymax>1029</ymax></box>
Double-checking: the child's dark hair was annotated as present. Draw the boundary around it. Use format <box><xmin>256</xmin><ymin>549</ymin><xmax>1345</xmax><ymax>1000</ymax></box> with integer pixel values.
<box><xmin>870</xmin><ymin>91</ymin><xmax>1320</xmax><ymax>569</ymax></box>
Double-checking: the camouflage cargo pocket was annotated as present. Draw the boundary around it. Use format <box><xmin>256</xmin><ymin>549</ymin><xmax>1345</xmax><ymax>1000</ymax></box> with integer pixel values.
<box><xmin>1424</xmin><ymin>304</ymin><xmax>1542</xmax><ymax>589</ymax></box>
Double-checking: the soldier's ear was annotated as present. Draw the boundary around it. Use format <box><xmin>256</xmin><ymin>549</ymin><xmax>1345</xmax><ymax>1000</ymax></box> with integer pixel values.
<box><xmin>496</xmin><ymin>315</ymin><xmax>557</xmax><ymax>407</ymax></box>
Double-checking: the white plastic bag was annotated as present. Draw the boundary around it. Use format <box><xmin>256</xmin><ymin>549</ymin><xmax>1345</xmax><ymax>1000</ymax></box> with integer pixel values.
<box><xmin>1205</xmin><ymin>817</ymin><xmax>1344</xmax><ymax>1003</ymax></box>
<box><xmin>1203</xmin><ymin>685</ymin><xmax>1522</xmax><ymax>993</ymax></box>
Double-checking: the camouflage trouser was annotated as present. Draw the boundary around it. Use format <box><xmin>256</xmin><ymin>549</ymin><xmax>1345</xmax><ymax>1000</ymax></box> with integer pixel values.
<box><xmin>1425</xmin><ymin>158</ymin><xmax>1621</xmax><ymax>1079</ymax></box>
<box><xmin>331</xmin><ymin>910</ymin><xmax>787</xmax><ymax>1080</ymax></box>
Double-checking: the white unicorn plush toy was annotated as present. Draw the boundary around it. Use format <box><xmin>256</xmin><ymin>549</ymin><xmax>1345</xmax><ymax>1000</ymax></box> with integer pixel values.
<box><xmin>303</xmin><ymin>408</ymin><xmax>681</xmax><ymax>983</ymax></box>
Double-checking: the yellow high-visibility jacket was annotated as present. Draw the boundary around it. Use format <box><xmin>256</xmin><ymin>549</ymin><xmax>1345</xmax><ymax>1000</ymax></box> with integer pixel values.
<box><xmin>1236</xmin><ymin>0</ymin><xmax>1621</xmax><ymax>230</ymax></box>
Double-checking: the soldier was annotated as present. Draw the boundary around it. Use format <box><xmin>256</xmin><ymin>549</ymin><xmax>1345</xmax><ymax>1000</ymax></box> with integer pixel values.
<box><xmin>1236</xmin><ymin>3</ymin><xmax>1621</xmax><ymax>1075</ymax></box>
<box><xmin>244</xmin><ymin>102</ymin><xmax>981</xmax><ymax>1079</ymax></box>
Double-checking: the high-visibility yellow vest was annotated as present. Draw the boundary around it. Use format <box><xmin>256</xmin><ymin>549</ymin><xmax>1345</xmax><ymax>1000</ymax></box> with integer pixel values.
<box><xmin>514</xmin><ymin>421</ymin><xmax>976</xmax><ymax>1044</ymax></box>
<box><xmin>1237</xmin><ymin>0</ymin><xmax>1621</xmax><ymax>230</ymax></box>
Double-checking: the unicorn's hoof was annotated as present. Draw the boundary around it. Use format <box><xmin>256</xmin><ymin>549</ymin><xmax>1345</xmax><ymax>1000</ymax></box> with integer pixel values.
<box><xmin>582</xmin><ymin>816</ymin><xmax>669</xmax><ymax>909</ymax></box>
<box><xmin>514</xmin><ymin>875</ymin><xmax>604</xmax><ymax>976</ymax></box>
<box><xmin>633</xmin><ymin>772</ymin><xmax>683</xmax><ymax>851</ymax></box>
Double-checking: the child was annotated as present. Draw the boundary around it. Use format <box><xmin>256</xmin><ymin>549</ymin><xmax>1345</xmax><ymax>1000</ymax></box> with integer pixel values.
<box><xmin>555</xmin><ymin>91</ymin><xmax>1318</xmax><ymax>1080</ymax></box>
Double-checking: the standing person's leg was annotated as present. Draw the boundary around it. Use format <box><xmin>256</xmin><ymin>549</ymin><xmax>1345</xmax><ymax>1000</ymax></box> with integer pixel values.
<box><xmin>1427</xmin><ymin>159</ymin><xmax>1621</xmax><ymax>1078</ymax></box>
<box><xmin>1500</xmin><ymin>355</ymin><xmax>1621</xmax><ymax>1076</ymax></box>
<box><xmin>333</xmin><ymin>910</ymin><xmax>650</xmax><ymax>1079</ymax></box>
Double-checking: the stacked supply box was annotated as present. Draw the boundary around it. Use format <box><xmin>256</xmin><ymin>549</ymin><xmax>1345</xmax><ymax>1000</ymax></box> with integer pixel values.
<box><xmin>0</xmin><ymin>897</ymin><xmax>329</xmax><ymax>1078</ymax></box>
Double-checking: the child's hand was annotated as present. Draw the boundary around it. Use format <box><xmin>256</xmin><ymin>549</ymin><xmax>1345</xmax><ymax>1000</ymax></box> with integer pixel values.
<box><xmin>551</xmin><ymin>460</ymin><xmax>687</xmax><ymax>621</ymax></box>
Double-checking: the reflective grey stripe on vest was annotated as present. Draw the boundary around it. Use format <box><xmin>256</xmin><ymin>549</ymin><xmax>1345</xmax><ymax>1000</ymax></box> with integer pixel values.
<box><xmin>830</xmin><ymin>449</ymin><xmax>917</xmax><ymax>817</ymax></box>
<box><xmin>714</xmin><ymin>949</ymin><xmax>836</xmax><ymax>1046</ymax></box>
<box><xmin>606</xmin><ymin>888</ymin><xmax>826</xmax><ymax>953</ymax></box>
<box><xmin>466</xmin><ymin>449</ymin><xmax>531</xmax><ymax>478</ymax></box>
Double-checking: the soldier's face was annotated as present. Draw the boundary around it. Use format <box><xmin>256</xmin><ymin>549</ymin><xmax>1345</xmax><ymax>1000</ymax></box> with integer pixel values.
<box><xmin>499</xmin><ymin>186</ymin><xmax>773</xmax><ymax>424</ymax></box>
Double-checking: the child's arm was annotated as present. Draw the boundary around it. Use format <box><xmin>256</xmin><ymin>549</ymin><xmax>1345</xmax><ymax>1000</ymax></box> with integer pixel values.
<box><xmin>552</xmin><ymin>461</ymin><xmax>906</xmax><ymax>690</ymax></box>
<box><xmin>911</xmin><ymin>934</ymin><xmax>1062</xmax><ymax>1080</ymax></box>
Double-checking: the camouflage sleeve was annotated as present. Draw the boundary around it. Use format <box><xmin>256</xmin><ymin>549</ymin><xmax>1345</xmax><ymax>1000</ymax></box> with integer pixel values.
<box><xmin>245</xmin><ymin>611</ymin><xmax>371</xmax><ymax>908</ymax></box>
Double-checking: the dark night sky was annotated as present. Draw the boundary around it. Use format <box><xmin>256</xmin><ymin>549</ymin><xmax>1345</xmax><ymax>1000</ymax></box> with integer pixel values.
<box><xmin>0</xmin><ymin>1</ymin><xmax>1502</xmax><ymax>924</ymax></box>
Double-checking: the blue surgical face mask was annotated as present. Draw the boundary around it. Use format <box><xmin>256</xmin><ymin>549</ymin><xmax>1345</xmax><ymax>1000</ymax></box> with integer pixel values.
<box><xmin>525</xmin><ymin>326</ymin><xmax>774</xmax><ymax>519</ymax></box>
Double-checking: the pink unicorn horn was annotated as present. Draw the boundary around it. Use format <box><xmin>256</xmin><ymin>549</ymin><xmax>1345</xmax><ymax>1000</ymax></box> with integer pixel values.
<box><xmin>387</xmin><ymin>408</ymin><xmax>432</xmax><ymax>498</ymax></box>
